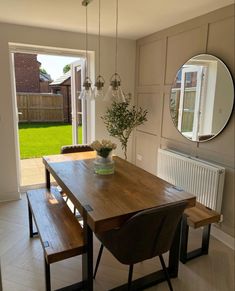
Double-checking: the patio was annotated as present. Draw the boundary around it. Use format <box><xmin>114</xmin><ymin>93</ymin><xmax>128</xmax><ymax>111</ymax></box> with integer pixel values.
<box><xmin>20</xmin><ymin>158</ymin><xmax>55</xmax><ymax>187</ymax></box>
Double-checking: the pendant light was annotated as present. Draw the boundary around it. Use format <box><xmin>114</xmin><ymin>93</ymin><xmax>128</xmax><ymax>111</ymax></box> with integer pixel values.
<box><xmin>80</xmin><ymin>0</ymin><xmax>94</xmax><ymax>100</ymax></box>
<box><xmin>104</xmin><ymin>0</ymin><xmax>126</xmax><ymax>102</ymax></box>
<box><xmin>94</xmin><ymin>0</ymin><xmax>105</xmax><ymax>98</ymax></box>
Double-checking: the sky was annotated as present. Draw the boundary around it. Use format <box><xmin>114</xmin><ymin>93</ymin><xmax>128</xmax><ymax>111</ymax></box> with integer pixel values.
<box><xmin>37</xmin><ymin>54</ymin><xmax>80</xmax><ymax>81</ymax></box>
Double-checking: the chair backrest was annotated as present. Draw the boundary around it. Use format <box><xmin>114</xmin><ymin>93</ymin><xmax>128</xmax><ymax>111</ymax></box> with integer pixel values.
<box><xmin>97</xmin><ymin>201</ymin><xmax>187</xmax><ymax>265</ymax></box>
<box><xmin>60</xmin><ymin>144</ymin><xmax>94</xmax><ymax>154</ymax></box>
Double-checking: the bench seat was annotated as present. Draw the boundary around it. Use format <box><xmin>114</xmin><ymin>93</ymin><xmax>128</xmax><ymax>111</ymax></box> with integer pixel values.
<box><xmin>185</xmin><ymin>202</ymin><xmax>221</xmax><ymax>228</ymax></box>
<box><xmin>180</xmin><ymin>201</ymin><xmax>221</xmax><ymax>263</ymax></box>
<box><xmin>27</xmin><ymin>187</ymin><xmax>85</xmax><ymax>290</ymax></box>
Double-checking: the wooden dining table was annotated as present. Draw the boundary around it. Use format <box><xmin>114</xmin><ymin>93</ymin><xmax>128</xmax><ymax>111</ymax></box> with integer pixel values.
<box><xmin>43</xmin><ymin>151</ymin><xmax>196</xmax><ymax>291</ymax></box>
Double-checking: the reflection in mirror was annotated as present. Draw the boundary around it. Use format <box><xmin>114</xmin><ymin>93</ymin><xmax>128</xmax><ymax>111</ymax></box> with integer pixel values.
<box><xmin>170</xmin><ymin>54</ymin><xmax>234</xmax><ymax>142</ymax></box>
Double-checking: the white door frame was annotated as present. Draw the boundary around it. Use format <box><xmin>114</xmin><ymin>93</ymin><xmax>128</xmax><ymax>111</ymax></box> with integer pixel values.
<box><xmin>178</xmin><ymin>65</ymin><xmax>203</xmax><ymax>140</ymax></box>
<box><xmin>9</xmin><ymin>43</ymin><xmax>95</xmax><ymax>189</ymax></box>
<box><xmin>71</xmin><ymin>59</ymin><xmax>87</xmax><ymax>144</ymax></box>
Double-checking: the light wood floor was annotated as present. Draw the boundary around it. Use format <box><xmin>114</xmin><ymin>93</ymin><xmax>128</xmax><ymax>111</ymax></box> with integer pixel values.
<box><xmin>0</xmin><ymin>193</ymin><xmax>234</xmax><ymax>291</ymax></box>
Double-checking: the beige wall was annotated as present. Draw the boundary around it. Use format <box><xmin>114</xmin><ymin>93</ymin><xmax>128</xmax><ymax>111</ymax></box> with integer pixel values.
<box><xmin>134</xmin><ymin>5</ymin><xmax>234</xmax><ymax>237</ymax></box>
<box><xmin>0</xmin><ymin>23</ymin><xmax>136</xmax><ymax>201</ymax></box>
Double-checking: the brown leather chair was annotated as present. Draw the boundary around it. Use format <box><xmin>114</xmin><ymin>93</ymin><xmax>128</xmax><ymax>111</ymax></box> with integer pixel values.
<box><xmin>60</xmin><ymin>144</ymin><xmax>93</xmax><ymax>154</ymax></box>
<box><xmin>94</xmin><ymin>201</ymin><xmax>187</xmax><ymax>291</ymax></box>
<box><xmin>60</xmin><ymin>144</ymin><xmax>94</xmax><ymax>215</ymax></box>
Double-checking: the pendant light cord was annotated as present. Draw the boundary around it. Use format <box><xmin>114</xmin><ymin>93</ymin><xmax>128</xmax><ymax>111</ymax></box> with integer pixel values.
<box><xmin>115</xmin><ymin>0</ymin><xmax>118</xmax><ymax>75</ymax></box>
<box><xmin>85</xmin><ymin>4</ymin><xmax>88</xmax><ymax>78</ymax></box>
<box><xmin>98</xmin><ymin>0</ymin><xmax>101</xmax><ymax>77</ymax></box>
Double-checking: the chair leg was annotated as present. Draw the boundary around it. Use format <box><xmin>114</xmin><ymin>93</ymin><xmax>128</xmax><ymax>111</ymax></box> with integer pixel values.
<box><xmin>128</xmin><ymin>264</ymin><xmax>133</xmax><ymax>291</ymax></box>
<box><xmin>159</xmin><ymin>255</ymin><xmax>173</xmax><ymax>291</ymax></box>
<box><xmin>93</xmin><ymin>244</ymin><xmax>104</xmax><ymax>279</ymax></box>
<box><xmin>44</xmin><ymin>258</ymin><xmax>51</xmax><ymax>291</ymax></box>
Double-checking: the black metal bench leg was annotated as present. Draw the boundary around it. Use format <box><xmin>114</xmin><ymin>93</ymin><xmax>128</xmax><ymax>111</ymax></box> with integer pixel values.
<box><xmin>180</xmin><ymin>216</ymin><xmax>212</xmax><ymax>263</ymax></box>
<box><xmin>44</xmin><ymin>258</ymin><xmax>51</xmax><ymax>291</ymax></box>
<box><xmin>28</xmin><ymin>203</ymin><xmax>34</xmax><ymax>238</ymax></box>
<box><xmin>201</xmin><ymin>224</ymin><xmax>211</xmax><ymax>254</ymax></box>
<box><xmin>27</xmin><ymin>203</ymin><xmax>38</xmax><ymax>237</ymax></box>
<box><xmin>45</xmin><ymin>168</ymin><xmax>50</xmax><ymax>190</ymax></box>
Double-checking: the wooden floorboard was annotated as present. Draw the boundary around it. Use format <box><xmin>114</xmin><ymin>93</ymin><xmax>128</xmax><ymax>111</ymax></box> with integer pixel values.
<box><xmin>0</xmin><ymin>193</ymin><xmax>234</xmax><ymax>291</ymax></box>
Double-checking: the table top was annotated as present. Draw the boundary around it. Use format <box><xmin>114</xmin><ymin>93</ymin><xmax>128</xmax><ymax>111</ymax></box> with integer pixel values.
<box><xmin>43</xmin><ymin>152</ymin><xmax>196</xmax><ymax>233</ymax></box>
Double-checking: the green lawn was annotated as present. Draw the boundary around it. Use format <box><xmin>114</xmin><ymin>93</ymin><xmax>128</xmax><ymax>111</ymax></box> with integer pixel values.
<box><xmin>19</xmin><ymin>123</ymin><xmax>82</xmax><ymax>159</ymax></box>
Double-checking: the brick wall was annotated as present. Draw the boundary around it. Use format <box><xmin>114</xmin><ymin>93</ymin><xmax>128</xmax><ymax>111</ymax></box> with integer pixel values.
<box><xmin>14</xmin><ymin>53</ymin><xmax>40</xmax><ymax>93</ymax></box>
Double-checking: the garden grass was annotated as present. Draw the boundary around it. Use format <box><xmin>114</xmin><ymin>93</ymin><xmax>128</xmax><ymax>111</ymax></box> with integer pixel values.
<box><xmin>18</xmin><ymin>122</ymin><xmax>82</xmax><ymax>159</ymax></box>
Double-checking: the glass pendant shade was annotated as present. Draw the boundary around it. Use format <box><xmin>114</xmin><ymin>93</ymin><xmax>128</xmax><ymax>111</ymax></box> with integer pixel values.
<box><xmin>104</xmin><ymin>73</ymin><xmax>126</xmax><ymax>102</ymax></box>
<box><xmin>94</xmin><ymin>75</ymin><xmax>105</xmax><ymax>98</ymax></box>
<box><xmin>79</xmin><ymin>76</ymin><xmax>94</xmax><ymax>100</ymax></box>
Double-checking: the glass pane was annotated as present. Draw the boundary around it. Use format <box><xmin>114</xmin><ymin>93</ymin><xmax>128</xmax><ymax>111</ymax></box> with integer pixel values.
<box><xmin>77</xmin><ymin>99</ymin><xmax>83</xmax><ymax>144</ymax></box>
<box><xmin>181</xmin><ymin>72</ymin><xmax>197</xmax><ymax>134</ymax></box>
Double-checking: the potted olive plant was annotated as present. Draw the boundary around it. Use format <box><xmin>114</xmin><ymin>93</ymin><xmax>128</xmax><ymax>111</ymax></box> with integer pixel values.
<box><xmin>102</xmin><ymin>98</ymin><xmax>148</xmax><ymax>160</ymax></box>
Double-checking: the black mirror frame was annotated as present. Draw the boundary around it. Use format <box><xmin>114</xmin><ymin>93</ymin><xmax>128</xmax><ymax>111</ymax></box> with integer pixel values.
<box><xmin>169</xmin><ymin>54</ymin><xmax>235</xmax><ymax>143</ymax></box>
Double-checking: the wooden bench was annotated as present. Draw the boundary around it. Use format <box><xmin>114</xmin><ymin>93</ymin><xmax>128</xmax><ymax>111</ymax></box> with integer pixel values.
<box><xmin>26</xmin><ymin>187</ymin><xmax>85</xmax><ymax>291</ymax></box>
<box><xmin>180</xmin><ymin>202</ymin><xmax>221</xmax><ymax>263</ymax></box>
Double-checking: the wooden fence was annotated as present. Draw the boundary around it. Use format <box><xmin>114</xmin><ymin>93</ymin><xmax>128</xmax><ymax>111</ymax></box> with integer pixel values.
<box><xmin>17</xmin><ymin>93</ymin><xmax>64</xmax><ymax>122</ymax></box>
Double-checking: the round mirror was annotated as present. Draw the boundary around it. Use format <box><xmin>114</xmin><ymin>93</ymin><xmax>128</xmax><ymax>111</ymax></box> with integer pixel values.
<box><xmin>170</xmin><ymin>54</ymin><xmax>234</xmax><ymax>142</ymax></box>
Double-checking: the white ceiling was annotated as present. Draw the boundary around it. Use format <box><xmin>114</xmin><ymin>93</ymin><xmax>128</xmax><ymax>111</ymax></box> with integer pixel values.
<box><xmin>0</xmin><ymin>0</ymin><xmax>233</xmax><ymax>39</ymax></box>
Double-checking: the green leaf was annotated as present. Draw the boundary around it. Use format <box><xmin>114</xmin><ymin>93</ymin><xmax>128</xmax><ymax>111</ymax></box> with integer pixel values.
<box><xmin>102</xmin><ymin>99</ymin><xmax>148</xmax><ymax>159</ymax></box>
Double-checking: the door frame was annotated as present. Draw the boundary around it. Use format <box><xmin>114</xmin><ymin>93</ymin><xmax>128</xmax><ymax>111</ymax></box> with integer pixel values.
<box><xmin>178</xmin><ymin>65</ymin><xmax>203</xmax><ymax>141</ymax></box>
<box><xmin>9</xmin><ymin>43</ymin><xmax>95</xmax><ymax>189</ymax></box>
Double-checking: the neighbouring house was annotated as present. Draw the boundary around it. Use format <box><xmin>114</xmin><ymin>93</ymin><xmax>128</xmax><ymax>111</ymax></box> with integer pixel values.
<box><xmin>14</xmin><ymin>53</ymin><xmax>65</xmax><ymax>123</ymax></box>
<box><xmin>40</xmin><ymin>71</ymin><xmax>53</xmax><ymax>93</ymax></box>
<box><xmin>14</xmin><ymin>53</ymin><xmax>52</xmax><ymax>93</ymax></box>
<box><xmin>50</xmin><ymin>69</ymin><xmax>82</xmax><ymax>123</ymax></box>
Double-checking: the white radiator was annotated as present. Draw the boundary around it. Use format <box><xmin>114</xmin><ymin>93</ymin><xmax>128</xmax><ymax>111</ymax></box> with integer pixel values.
<box><xmin>157</xmin><ymin>149</ymin><xmax>225</xmax><ymax>213</ymax></box>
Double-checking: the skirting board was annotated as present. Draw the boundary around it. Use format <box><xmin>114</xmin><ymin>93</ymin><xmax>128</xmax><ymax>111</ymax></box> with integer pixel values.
<box><xmin>0</xmin><ymin>190</ymin><xmax>20</xmax><ymax>202</ymax></box>
<box><xmin>211</xmin><ymin>225</ymin><xmax>235</xmax><ymax>250</ymax></box>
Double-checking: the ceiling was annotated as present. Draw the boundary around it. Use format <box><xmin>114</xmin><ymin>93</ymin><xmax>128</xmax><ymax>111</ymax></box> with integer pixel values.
<box><xmin>0</xmin><ymin>0</ymin><xmax>233</xmax><ymax>39</ymax></box>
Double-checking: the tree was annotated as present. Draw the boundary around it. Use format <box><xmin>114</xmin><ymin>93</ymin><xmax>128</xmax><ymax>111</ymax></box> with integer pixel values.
<box><xmin>63</xmin><ymin>64</ymin><xmax>71</xmax><ymax>74</ymax></box>
<box><xmin>39</xmin><ymin>67</ymin><xmax>48</xmax><ymax>74</ymax></box>
<box><xmin>102</xmin><ymin>99</ymin><xmax>148</xmax><ymax>160</ymax></box>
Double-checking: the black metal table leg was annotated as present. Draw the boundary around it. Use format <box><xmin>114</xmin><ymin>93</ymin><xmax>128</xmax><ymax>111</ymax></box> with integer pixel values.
<box><xmin>44</xmin><ymin>258</ymin><xmax>51</xmax><ymax>291</ymax></box>
<box><xmin>45</xmin><ymin>168</ymin><xmax>50</xmax><ymax>189</ymax></box>
<box><xmin>180</xmin><ymin>214</ymin><xmax>189</xmax><ymax>264</ymax></box>
<box><xmin>168</xmin><ymin>217</ymin><xmax>182</xmax><ymax>277</ymax></box>
<box><xmin>82</xmin><ymin>211</ymin><xmax>93</xmax><ymax>291</ymax></box>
